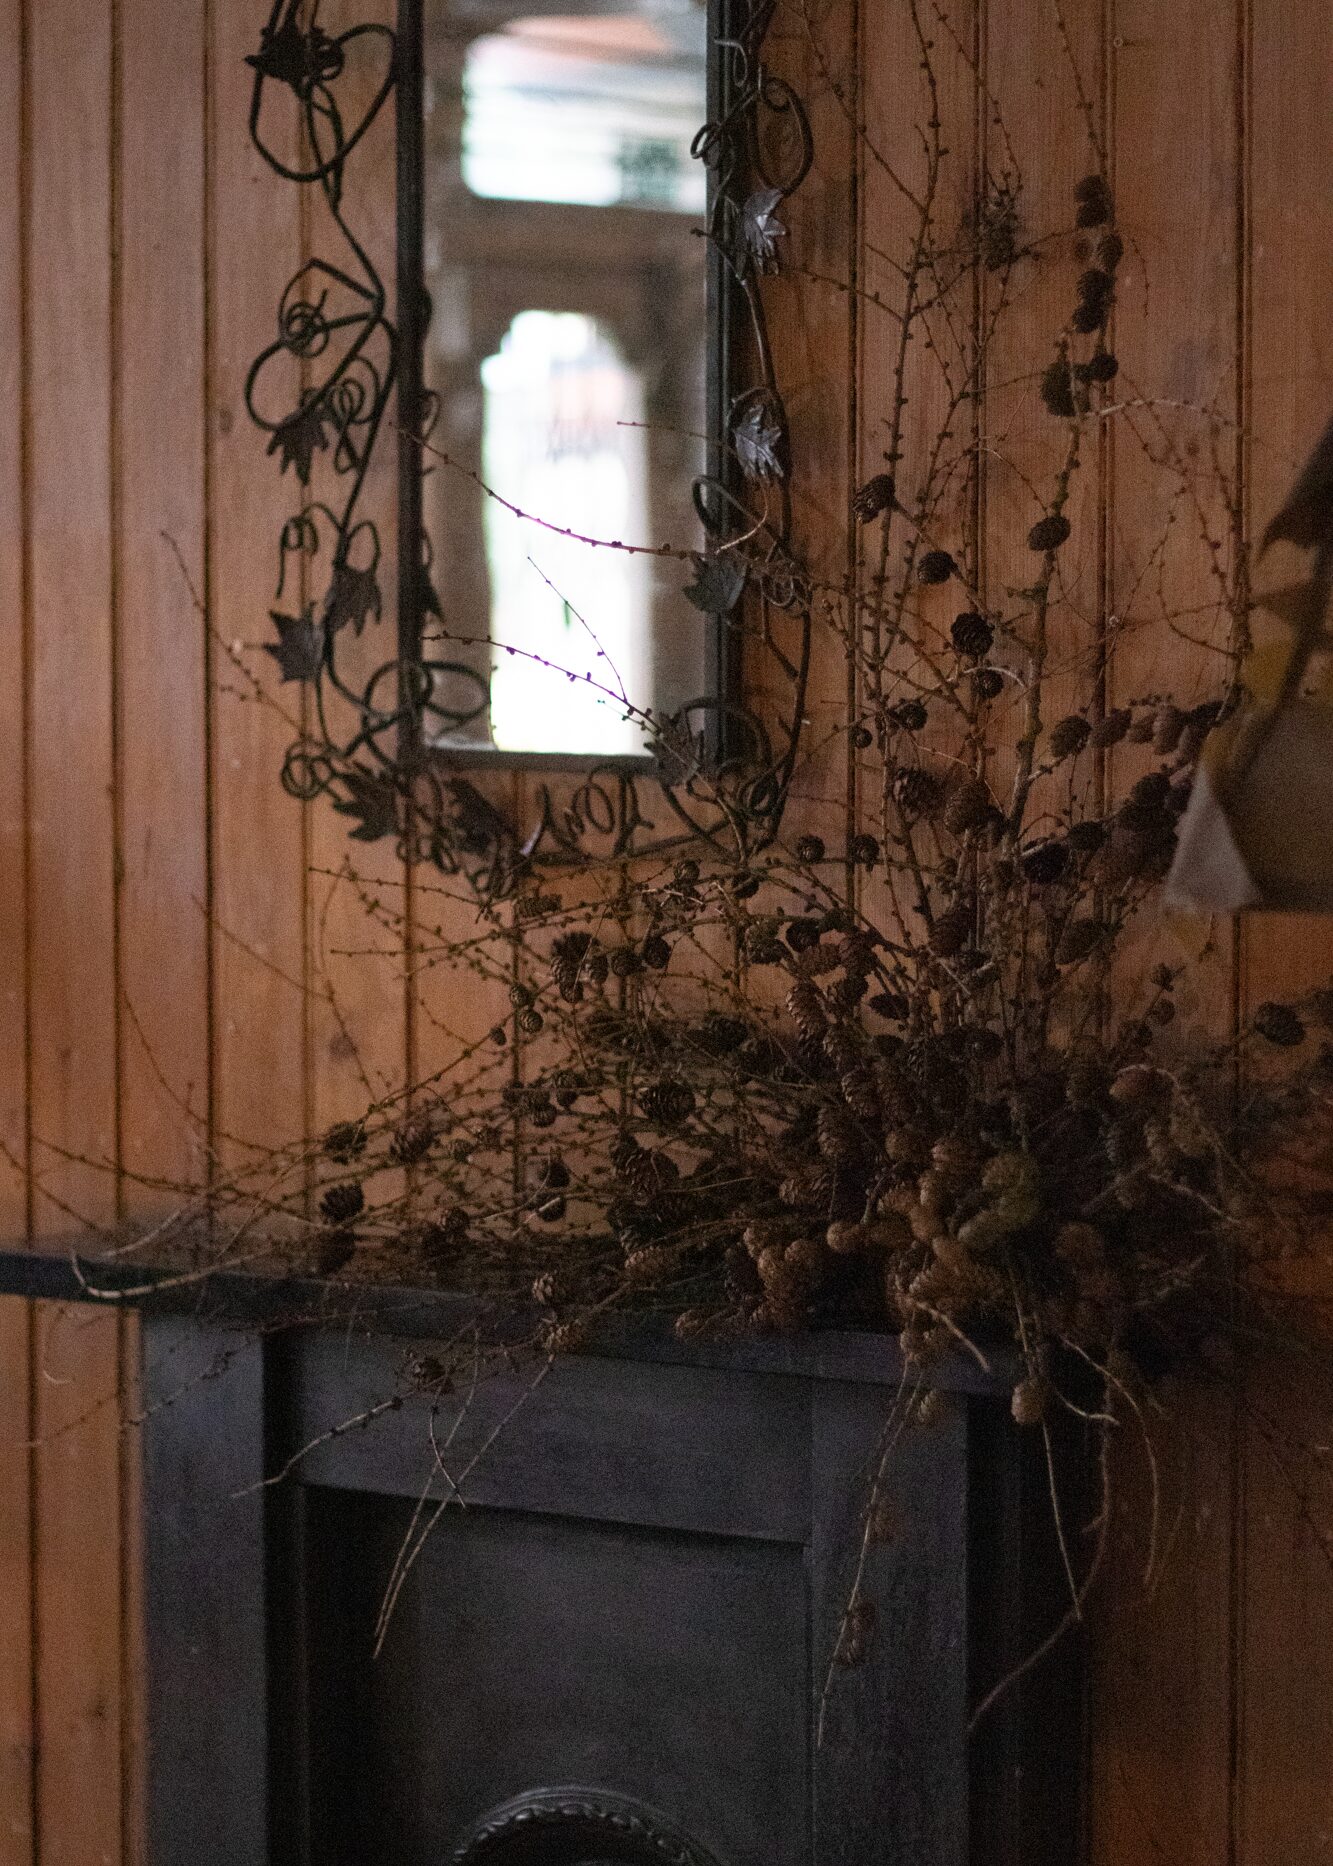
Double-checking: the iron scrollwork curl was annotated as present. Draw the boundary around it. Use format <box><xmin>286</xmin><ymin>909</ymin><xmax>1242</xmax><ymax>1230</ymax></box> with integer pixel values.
<box><xmin>245</xmin><ymin>0</ymin><xmax>814</xmax><ymax>896</ymax></box>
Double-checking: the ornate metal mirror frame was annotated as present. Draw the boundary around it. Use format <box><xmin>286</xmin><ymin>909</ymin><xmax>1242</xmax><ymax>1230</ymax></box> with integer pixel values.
<box><xmin>245</xmin><ymin>0</ymin><xmax>813</xmax><ymax>898</ymax></box>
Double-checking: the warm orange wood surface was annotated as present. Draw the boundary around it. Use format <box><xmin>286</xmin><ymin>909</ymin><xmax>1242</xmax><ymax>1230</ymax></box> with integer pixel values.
<box><xmin>1</xmin><ymin>2</ymin><xmax>1330</xmax><ymax>1859</ymax></box>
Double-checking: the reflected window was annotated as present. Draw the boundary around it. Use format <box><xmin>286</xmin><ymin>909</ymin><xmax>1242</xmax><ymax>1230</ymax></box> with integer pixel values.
<box><xmin>482</xmin><ymin>311</ymin><xmax>649</xmax><ymax>754</ymax></box>
<box><xmin>422</xmin><ymin>2</ymin><xmax>708</xmax><ymax>759</ymax></box>
<box><xmin>461</xmin><ymin>15</ymin><xmax>707</xmax><ymax>212</ymax></box>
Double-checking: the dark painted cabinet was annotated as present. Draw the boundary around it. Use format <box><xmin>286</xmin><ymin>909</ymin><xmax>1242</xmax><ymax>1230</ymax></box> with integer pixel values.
<box><xmin>130</xmin><ymin>1306</ymin><xmax>1082</xmax><ymax>1865</ymax></box>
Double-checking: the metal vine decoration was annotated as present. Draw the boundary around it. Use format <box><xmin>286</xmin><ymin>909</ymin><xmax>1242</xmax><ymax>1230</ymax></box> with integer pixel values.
<box><xmin>245</xmin><ymin>0</ymin><xmax>814</xmax><ymax>898</ymax></box>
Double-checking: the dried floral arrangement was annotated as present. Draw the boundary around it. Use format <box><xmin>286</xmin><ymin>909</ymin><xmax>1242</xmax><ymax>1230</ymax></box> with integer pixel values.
<box><xmin>60</xmin><ymin>1</ymin><xmax>1333</xmax><ymax>1668</ymax></box>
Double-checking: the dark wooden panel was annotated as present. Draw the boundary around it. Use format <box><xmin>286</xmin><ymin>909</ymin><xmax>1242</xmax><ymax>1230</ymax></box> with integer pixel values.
<box><xmin>141</xmin><ymin>1317</ymin><xmax>270</xmax><ymax>1865</ymax></box>
<box><xmin>306</xmin><ymin>1492</ymin><xmax>808</xmax><ymax>1866</ymax></box>
<box><xmin>285</xmin><ymin>1332</ymin><xmax>812</xmax><ymax>1542</ymax></box>
<box><xmin>811</xmin><ymin>1383</ymin><xmax>970</xmax><ymax>1866</ymax></box>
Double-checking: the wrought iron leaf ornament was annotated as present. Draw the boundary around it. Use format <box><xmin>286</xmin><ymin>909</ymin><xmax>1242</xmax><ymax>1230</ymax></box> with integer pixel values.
<box><xmin>733</xmin><ymin>398</ymin><xmax>785</xmax><ymax>482</ymax></box>
<box><xmin>324</xmin><ymin>555</ymin><xmax>382</xmax><ymax>636</ymax></box>
<box><xmin>331</xmin><ymin>769</ymin><xmax>401</xmax><ymax>843</ymax></box>
<box><xmin>740</xmin><ymin>185</ymin><xmax>786</xmax><ymax>271</ymax></box>
<box><xmin>683</xmin><ymin>553</ymin><xmax>746</xmax><ymax>616</ymax></box>
<box><xmin>264</xmin><ymin>607</ymin><xmax>324</xmax><ymax>684</ymax></box>
<box><xmin>246</xmin><ymin>0</ymin><xmax>815</xmax><ymax>898</ymax></box>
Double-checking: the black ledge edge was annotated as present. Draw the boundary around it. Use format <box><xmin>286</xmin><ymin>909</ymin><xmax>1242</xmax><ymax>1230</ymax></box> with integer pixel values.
<box><xmin>0</xmin><ymin>1235</ymin><xmax>1013</xmax><ymax>1397</ymax></box>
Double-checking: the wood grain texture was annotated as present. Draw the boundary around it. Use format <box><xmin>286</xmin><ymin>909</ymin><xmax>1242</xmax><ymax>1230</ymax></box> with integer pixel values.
<box><xmin>855</xmin><ymin>0</ymin><xmax>978</xmax><ymax>945</ymax></box>
<box><xmin>1241</xmin><ymin>1</ymin><xmax>1333</xmax><ymax>1860</ymax></box>
<box><xmin>307</xmin><ymin>0</ymin><xmax>412</xmax><ymax>1164</ymax></box>
<box><xmin>209</xmin><ymin>0</ymin><xmax>312</xmax><ymax>1175</ymax></box>
<box><xmin>26</xmin><ymin>0</ymin><xmax>126</xmax><ymax>1853</ymax></box>
<box><xmin>115</xmin><ymin>0</ymin><xmax>211</xmax><ymax>1837</ymax></box>
<box><xmin>0</xmin><ymin>0</ymin><xmax>33</xmax><ymax>1847</ymax></box>
<box><xmin>1086</xmin><ymin>1</ymin><xmax>1244</xmax><ymax>1860</ymax></box>
<box><xmin>0</xmin><ymin>0</ymin><xmax>1330</xmax><ymax>1857</ymax></box>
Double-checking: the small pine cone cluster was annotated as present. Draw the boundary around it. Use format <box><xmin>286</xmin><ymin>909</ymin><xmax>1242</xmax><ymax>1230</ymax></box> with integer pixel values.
<box><xmin>754</xmin><ymin>1234</ymin><xmax>827</xmax><ymax>1330</ymax></box>
<box><xmin>943</xmin><ymin>775</ymin><xmax>992</xmax><ymax>837</ymax></box>
<box><xmin>1041</xmin><ymin>358</ymin><xmax>1077</xmax><ymax>418</ymax></box>
<box><xmin>697</xmin><ymin>1012</ymin><xmax>751</xmax><ymax>1054</ymax></box>
<box><xmin>1253</xmin><ymin>1002</ymin><xmax>1306</xmax><ymax>1048</ymax></box>
<box><xmin>887</xmin><ymin>696</ymin><xmax>928</xmax><ymax>732</ymax></box>
<box><xmin>852</xmin><ymin>472</ymin><xmax>896</xmax><ymax>521</ymax></box>
<box><xmin>824</xmin><ymin>1025</ymin><xmax>862</xmax><ymax>1078</ymax></box>
<box><xmin>827</xmin><ymin>974</ymin><xmax>869</xmax><ymax>1015</ymax></box>
<box><xmin>515</xmin><ymin>891</ymin><xmax>560</xmax><ymax>923</ymax></box>
<box><xmin>785</xmin><ymin>914</ymin><xmax>822</xmax><ymax>953</ymax></box>
<box><xmin>972</xmin><ymin>666</ymin><xmax>1005</xmax><ymax>703</ymax></box>
<box><xmin>1072</xmin><ymin>265</ymin><xmax>1114</xmax><ymax>334</ymax></box>
<box><xmin>550</xmin><ymin>931</ymin><xmax>607</xmax><ymax>999</ymax></box>
<box><xmin>1010</xmin><ymin>1375</ymin><xmax>1052</xmax><ymax>1426</ymax></box>
<box><xmin>816</xmin><ymin>1103</ymin><xmax>861</xmax><ymax>1167</ymax></box>
<box><xmin>322</xmin><ymin>1119</ymin><xmax>366</xmax><ymax>1164</ymax></box>
<box><xmin>778</xmin><ymin>1163</ymin><xmax>833</xmax><ymax>1209</ymax></box>
<box><xmin>952</xmin><ymin>1152</ymin><xmax>1040</xmax><ymax>1253</ymax></box>
<box><xmin>1075</xmin><ymin>173</ymin><xmax>1113</xmax><ymax>225</ymax></box>
<box><xmin>1049</xmin><ymin>714</ymin><xmax>1091</xmax><ymax>760</ymax></box>
<box><xmin>950</xmin><ymin>611</ymin><xmax>994</xmax><ymax>658</ymax></box>
<box><xmin>724</xmin><ymin>1240</ymin><xmax>764</xmax><ymax>1305</ymax></box>
<box><xmin>1028</xmin><ymin>512</ymin><xmax>1071</xmax><ymax>552</ymax></box>
<box><xmin>893</xmin><ymin>765</ymin><xmax>944</xmax><ymax>819</ymax></box>
<box><xmin>786</xmin><ymin>978</ymin><xmax>827</xmax><ymax>1041</ymax></box>
<box><xmin>623</xmin><ymin>1244</ymin><xmax>680</xmax><ymax>1289</ymax></box>
<box><xmin>389</xmin><ymin>1117</ymin><xmax>435</xmax><ymax>1166</ymax></box>
<box><xmin>928</xmin><ymin>903</ymin><xmax>973</xmax><ymax>959</ymax></box>
<box><xmin>639</xmin><ymin>1077</ymin><xmax>696</xmax><ymax>1127</ymax></box>
<box><xmin>545</xmin><ymin>1320</ymin><xmax>590</xmax><ymax>1356</ymax></box>
<box><xmin>838</xmin><ymin>1064</ymin><xmax>879</xmax><ymax>1124</ymax></box>
<box><xmin>531</xmin><ymin>1268</ymin><xmax>570</xmax><ymax>1307</ymax></box>
<box><xmin>320</xmin><ymin>1180</ymin><xmax>365</xmax><ymax>1226</ymax></box>
<box><xmin>613</xmin><ymin>1138</ymin><xmax>680</xmax><ymax>1198</ymax></box>
<box><xmin>746</xmin><ymin>929</ymin><xmax>786</xmax><ymax>966</ymax></box>
<box><xmin>917</xmin><ymin>548</ymin><xmax>957</xmax><ymax>585</ymax></box>
<box><xmin>1152</xmin><ymin>703</ymin><xmax>1187</xmax><ymax>755</ymax></box>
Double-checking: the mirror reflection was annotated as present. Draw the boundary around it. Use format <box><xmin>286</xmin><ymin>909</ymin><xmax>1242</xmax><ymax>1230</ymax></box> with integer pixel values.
<box><xmin>422</xmin><ymin>1</ymin><xmax>710</xmax><ymax>757</ymax></box>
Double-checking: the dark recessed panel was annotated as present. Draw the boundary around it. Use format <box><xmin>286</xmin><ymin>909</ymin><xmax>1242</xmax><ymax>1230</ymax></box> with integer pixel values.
<box><xmin>304</xmin><ymin>1491</ymin><xmax>809</xmax><ymax>1866</ymax></box>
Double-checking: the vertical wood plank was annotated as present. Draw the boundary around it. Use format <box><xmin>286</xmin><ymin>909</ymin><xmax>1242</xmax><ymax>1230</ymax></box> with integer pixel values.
<box><xmin>1242</xmin><ymin>0</ymin><xmax>1333</xmax><ymax>1858</ymax></box>
<box><xmin>765</xmin><ymin>0</ymin><xmax>858</xmax><ymax>862</ymax></box>
<box><xmin>983</xmin><ymin>0</ymin><xmax>1105</xmax><ymax>816</ymax></box>
<box><xmin>856</xmin><ymin>0</ymin><xmax>979</xmax><ymax>945</ymax></box>
<box><xmin>141</xmin><ymin>1321</ymin><xmax>270</xmax><ymax>1866</ymax></box>
<box><xmin>209</xmin><ymin>0</ymin><xmax>311</xmax><ymax>1186</ymax></box>
<box><xmin>115</xmin><ymin>0</ymin><xmax>211</xmax><ymax>1853</ymax></box>
<box><xmin>0</xmin><ymin>0</ymin><xmax>33</xmax><ymax>1848</ymax></box>
<box><xmin>1086</xmin><ymin>1</ymin><xmax>1243</xmax><ymax>1861</ymax></box>
<box><xmin>26</xmin><ymin>0</ymin><xmax>125</xmax><ymax>1851</ymax></box>
<box><xmin>117</xmin><ymin>0</ymin><xmax>211</xmax><ymax>1199</ymax></box>
<box><xmin>812</xmin><ymin>1384</ymin><xmax>970</xmax><ymax>1864</ymax></box>
<box><xmin>307</xmin><ymin>0</ymin><xmax>411</xmax><ymax>1177</ymax></box>
<box><xmin>0</xmin><ymin>1300</ymin><xmax>33</xmax><ymax>1866</ymax></box>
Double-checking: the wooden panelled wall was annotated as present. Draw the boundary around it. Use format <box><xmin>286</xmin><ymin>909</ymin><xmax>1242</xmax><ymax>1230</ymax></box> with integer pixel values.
<box><xmin>0</xmin><ymin>0</ymin><xmax>1330</xmax><ymax>1859</ymax></box>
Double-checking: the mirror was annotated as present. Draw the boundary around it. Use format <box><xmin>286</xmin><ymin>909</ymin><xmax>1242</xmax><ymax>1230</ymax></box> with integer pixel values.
<box><xmin>413</xmin><ymin>0</ymin><xmax>712</xmax><ymax>760</ymax></box>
